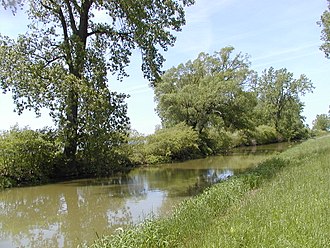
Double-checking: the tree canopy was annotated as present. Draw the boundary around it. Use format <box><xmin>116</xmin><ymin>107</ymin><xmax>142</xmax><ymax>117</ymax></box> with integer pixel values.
<box><xmin>0</xmin><ymin>0</ymin><xmax>194</xmax><ymax>170</ymax></box>
<box><xmin>154</xmin><ymin>46</ymin><xmax>257</xmax><ymax>134</ymax></box>
<box><xmin>254</xmin><ymin>67</ymin><xmax>314</xmax><ymax>139</ymax></box>
<box><xmin>155</xmin><ymin>47</ymin><xmax>314</xmax><ymax>151</ymax></box>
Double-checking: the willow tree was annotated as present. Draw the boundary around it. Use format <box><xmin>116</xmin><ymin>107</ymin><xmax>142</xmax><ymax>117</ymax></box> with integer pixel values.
<box><xmin>0</xmin><ymin>0</ymin><xmax>194</xmax><ymax>169</ymax></box>
<box><xmin>155</xmin><ymin>47</ymin><xmax>257</xmax><ymax>134</ymax></box>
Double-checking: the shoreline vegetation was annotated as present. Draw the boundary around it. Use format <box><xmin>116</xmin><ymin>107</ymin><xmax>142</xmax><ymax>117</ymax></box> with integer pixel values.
<box><xmin>0</xmin><ymin>123</ymin><xmax>317</xmax><ymax>189</ymax></box>
<box><xmin>86</xmin><ymin>135</ymin><xmax>330</xmax><ymax>248</ymax></box>
<box><xmin>1</xmin><ymin>46</ymin><xmax>323</xmax><ymax>190</ymax></box>
<box><xmin>0</xmin><ymin>124</ymin><xmax>328</xmax><ymax>189</ymax></box>
<box><xmin>0</xmin><ymin>2</ymin><xmax>329</xmax><ymax>247</ymax></box>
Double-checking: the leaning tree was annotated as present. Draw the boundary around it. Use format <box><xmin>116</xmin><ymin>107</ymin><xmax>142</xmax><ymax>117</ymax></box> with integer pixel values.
<box><xmin>0</xmin><ymin>0</ymin><xmax>194</xmax><ymax>169</ymax></box>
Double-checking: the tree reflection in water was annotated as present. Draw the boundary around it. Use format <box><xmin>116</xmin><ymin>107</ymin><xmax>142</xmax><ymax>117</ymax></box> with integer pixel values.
<box><xmin>0</xmin><ymin>142</ymin><xmax>291</xmax><ymax>247</ymax></box>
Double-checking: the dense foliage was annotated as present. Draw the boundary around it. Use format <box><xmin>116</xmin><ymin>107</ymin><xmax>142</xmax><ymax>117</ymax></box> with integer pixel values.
<box><xmin>154</xmin><ymin>48</ymin><xmax>312</xmax><ymax>156</ymax></box>
<box><xmin>0</xmin><ymin>127</ymin><xmax>59</xmax><ymax>188</ymax></box>
<box><xmin>0</xmin><ymin>0</ymin><xmax>194</xmax><ymax>171</ymax></box>
<box><xmin>0</xmin><ymin>126</ymin><xmax>136</xmax><ymax>188</ymax></box>
<box><xmin>155</xmin><ymin>47</ymin><xmax>257</xmax><ymax>133</ymax></box>
<box><xmin>144</xmin><ymin>123</ymin><xmax>199</xmax><ymax>163</ymax></box>
<box><xmin>253</xmin><ymin>67</ymin><xmax>313</xmax><ymax>140</ymax></box>
<box><xmin>125</xmin><ymin>123</ymin><xmax>200</xmax><ymax>165</ymax></box>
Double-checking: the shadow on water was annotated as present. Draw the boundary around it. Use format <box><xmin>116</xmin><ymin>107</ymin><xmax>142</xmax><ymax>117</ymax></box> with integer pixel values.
<box><xmin>0</xmin><ymin>142</ymin><xmax>293</xmax><ymax>248</ymax></box>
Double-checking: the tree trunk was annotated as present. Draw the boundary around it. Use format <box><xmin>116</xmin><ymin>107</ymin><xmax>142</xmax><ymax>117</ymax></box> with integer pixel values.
<box><xmin>61</xmin><ymin>1</ymin><xmax>91</xmax><ymax>171</ymax></box>
<box><xmin>63</xmin><ymin>88</ymin><xmax>79</xmax><ymax>172</ymax></box>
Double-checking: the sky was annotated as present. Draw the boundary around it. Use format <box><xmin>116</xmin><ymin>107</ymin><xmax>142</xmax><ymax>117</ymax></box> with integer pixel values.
<box><xmin>0</xmin><ymin>0</ymin><xmax>329</xmax><ymax>134</ymax></box>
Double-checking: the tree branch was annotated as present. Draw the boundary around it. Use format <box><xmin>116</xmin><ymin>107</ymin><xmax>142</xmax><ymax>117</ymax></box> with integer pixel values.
<box><xmin>70</xmin><ymin>0</ymin><xmax>81</xmax><ymax>14</ymax></box>
<box><xmin>42</xmin><ymin>55</ymin><xmax>65</xmax><ymax>67</ymax></box>
<box><xmin>40</xmin><ymin>2</ymin><xmax>52</xmax><ymax>11</ymax></box>
<box><xmin>64</xmin><ymin>0</ymin><xmax>78</xmax><ymax>34</ymax></box>
<box><xmin>86</xmin><ymin>29</ymin><xmax>132</xmax><ymax>39</ymax></box>
<box><xmin>78</xmin><ymin>0</ymin><xmax>93</xmax><ymax>43</ymax></box>
<box><xmin>54</xmin><ymin>3</ymin><xmax>73</xmax><ymax>71</ymax></box>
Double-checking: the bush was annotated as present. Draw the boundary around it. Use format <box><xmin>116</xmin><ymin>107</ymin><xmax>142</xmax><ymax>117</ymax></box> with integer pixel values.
<box><xmin>143</xmin><ymin>123</ymin><xmax>200</xmax><ymax>164</ymax></box>
<box><xmin>252</xmin><ymin>125</ymin><xmax>279</xmax><ymax>145</ymax></box>
<box><xmin>0</xmin><ymin>126</ymin><xmax>60</xmax><ymax>188</ymax></box>
<box><xmin>200</xmin><ymin>128</ymin><xmax>249</xmax><ymax>155</ymax></box>
<box><xmin>200</xmin><ymin>128</ymin><xmax>234</xmax><ymax>155</ymax></box>
<box><xmin>123</xmin><ymin>130</ymin><xmax>148</xmax><ymax>165</ymax></box>
<box><xmin>76</xmin><ymin>132</ymin><xmax>131</xmax><ymax>177</ymax></box>
<box><xmin>310</xmin><ymin>129</ymin><xmax>329</xmax><ymax>138</ymax></box>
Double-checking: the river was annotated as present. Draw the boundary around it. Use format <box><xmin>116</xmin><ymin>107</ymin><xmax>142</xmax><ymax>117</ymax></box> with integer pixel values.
<box><xmin>0</xmin><ymin>142</ymin><xmax>291</xmax><ymax>247</ymax></box>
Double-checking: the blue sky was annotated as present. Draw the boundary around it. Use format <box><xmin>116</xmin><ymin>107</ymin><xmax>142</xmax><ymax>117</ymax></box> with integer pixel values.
<box><xmin>0</xmin><ymin>0</ymin><xmax>329</xmax><ymax>134</ymax></box>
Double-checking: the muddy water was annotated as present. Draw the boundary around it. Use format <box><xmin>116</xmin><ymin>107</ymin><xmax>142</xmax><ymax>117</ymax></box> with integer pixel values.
<box><xmin>0</xmin><ymin>143</ymin><xmax>291</xmax><ymax>247</ymax></box>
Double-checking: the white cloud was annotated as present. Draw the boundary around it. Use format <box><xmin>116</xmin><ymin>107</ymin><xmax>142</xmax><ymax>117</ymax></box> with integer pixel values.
<box><xmin>251</xmin><ymin>42</ymin><xmax>321</xmax><ymax>67</ymax></box>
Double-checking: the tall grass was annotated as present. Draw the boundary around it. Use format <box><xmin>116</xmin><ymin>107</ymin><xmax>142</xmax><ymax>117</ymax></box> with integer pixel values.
<box><xmin>87</xmin><ymin>136</ymin><xmax>330</xmax><ymax>248</ymax></box>
<box><xmin>191</xmin><ymin>137</ymin><xmax>330</xmax><ymax>247</ymax></box>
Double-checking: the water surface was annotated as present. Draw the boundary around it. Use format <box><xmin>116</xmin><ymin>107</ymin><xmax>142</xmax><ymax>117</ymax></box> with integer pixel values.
<box><xmin>0</xmin><ymin>143</ymin><xmax>291</xmax><ymax>247</ymax></box>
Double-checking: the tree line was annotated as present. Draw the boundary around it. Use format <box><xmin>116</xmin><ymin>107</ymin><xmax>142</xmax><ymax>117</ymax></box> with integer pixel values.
<box><xmin>0</xmin><ymin>0</ymin><xmax>194</xmax><ymax>186</ymax></box>
<box><xmin>129</xmin><ymin>46</ymin><xmax>315</xmax><ymax>165</ymax></box>
<box><xmin>0</xmin><ymin>0</ymin><xmax>329</xmax><ymax>188</ymax></box>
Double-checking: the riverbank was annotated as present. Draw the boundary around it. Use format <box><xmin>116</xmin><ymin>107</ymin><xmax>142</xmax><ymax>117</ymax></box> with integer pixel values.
<box><xmin>87</xmin><ymin>136</ymin><xmax>330</xmax><ymax>247</ymax></box>
<box><xmin>0</xmin><ymin>143</ymin><xmax>287</xmax><ymax>247</ymax></box>
<box><xmin>0</xmin><ymin>125</ymin><xmax>301</xmax><ymax>190</ymax></box>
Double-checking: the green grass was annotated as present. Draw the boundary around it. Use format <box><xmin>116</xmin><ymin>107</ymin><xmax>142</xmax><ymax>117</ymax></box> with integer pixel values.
<box><xmin>191</xmin><ymin>137</ymin><xmax>330</xmax><ymax>247</ymax></box>
<box><xmin>86</xmin><ymin>136</ymin><xmax>330</xmax><ymax>248</ymax></box>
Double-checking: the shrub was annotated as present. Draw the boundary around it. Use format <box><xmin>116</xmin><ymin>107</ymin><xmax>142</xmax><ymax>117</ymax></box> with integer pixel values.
<box><xmin>143</xmin><ymin>123</ymin><xmax>200</xmax><ymax>164</ymax></box>
<box><xmin>252</xmin><ymin>125</ymin><xmax>279</xmax><ymax>145</ymax></box>
<box><xmin>77</xmin><ymin>132</ymin><xmax>131</xmax><ymax>177</ymax></box>
<box><xmin>310</xmin><ymin>129</ymin><xmax>329</xmax><ymax>138</ymax></box>
<box><xmin>124</xmin><ymin>130</ymin><xmax>148</xmax><ymax>165</ymax></box>
<box><xmin>200</xmin><ymin>128</ymin><xmax>235</xmax><ymax>155</ymax></box>
<box><xmin>200</xmin><ymin>128</ymin><xmax>248</xmax><ymax>155</ymax></box>
<box><xmin>0</xmin><ymin>126</ymin><xmax>60</xmax><ymax>187</ymax></box>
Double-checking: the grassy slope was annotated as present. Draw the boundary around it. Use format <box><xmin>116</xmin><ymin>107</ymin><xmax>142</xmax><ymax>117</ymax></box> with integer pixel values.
<box><xmin>190</xmin><ymin>136</ymin><xmax>330</xmax><ymax>247</ymax></box>
<box><xmin>88</xmin><ymin>136</ymin><xmax>330</xmax><ymax>248</ymax></box>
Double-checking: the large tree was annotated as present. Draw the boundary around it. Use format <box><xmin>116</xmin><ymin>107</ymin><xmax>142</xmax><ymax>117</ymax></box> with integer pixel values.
<box><xmin>154</xmin><ymin>46</ymin><xmax>257</xmax><ymax>134</ymax></box>
<box><xmin>0</xmin><ymin>0</ymin><xmax>194</xmax><ymax>168</ymax></box>
<box><xmin>254</xmin><ymin>67</ymin><xmax>314</xmax><ymax>140</ymax></box>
